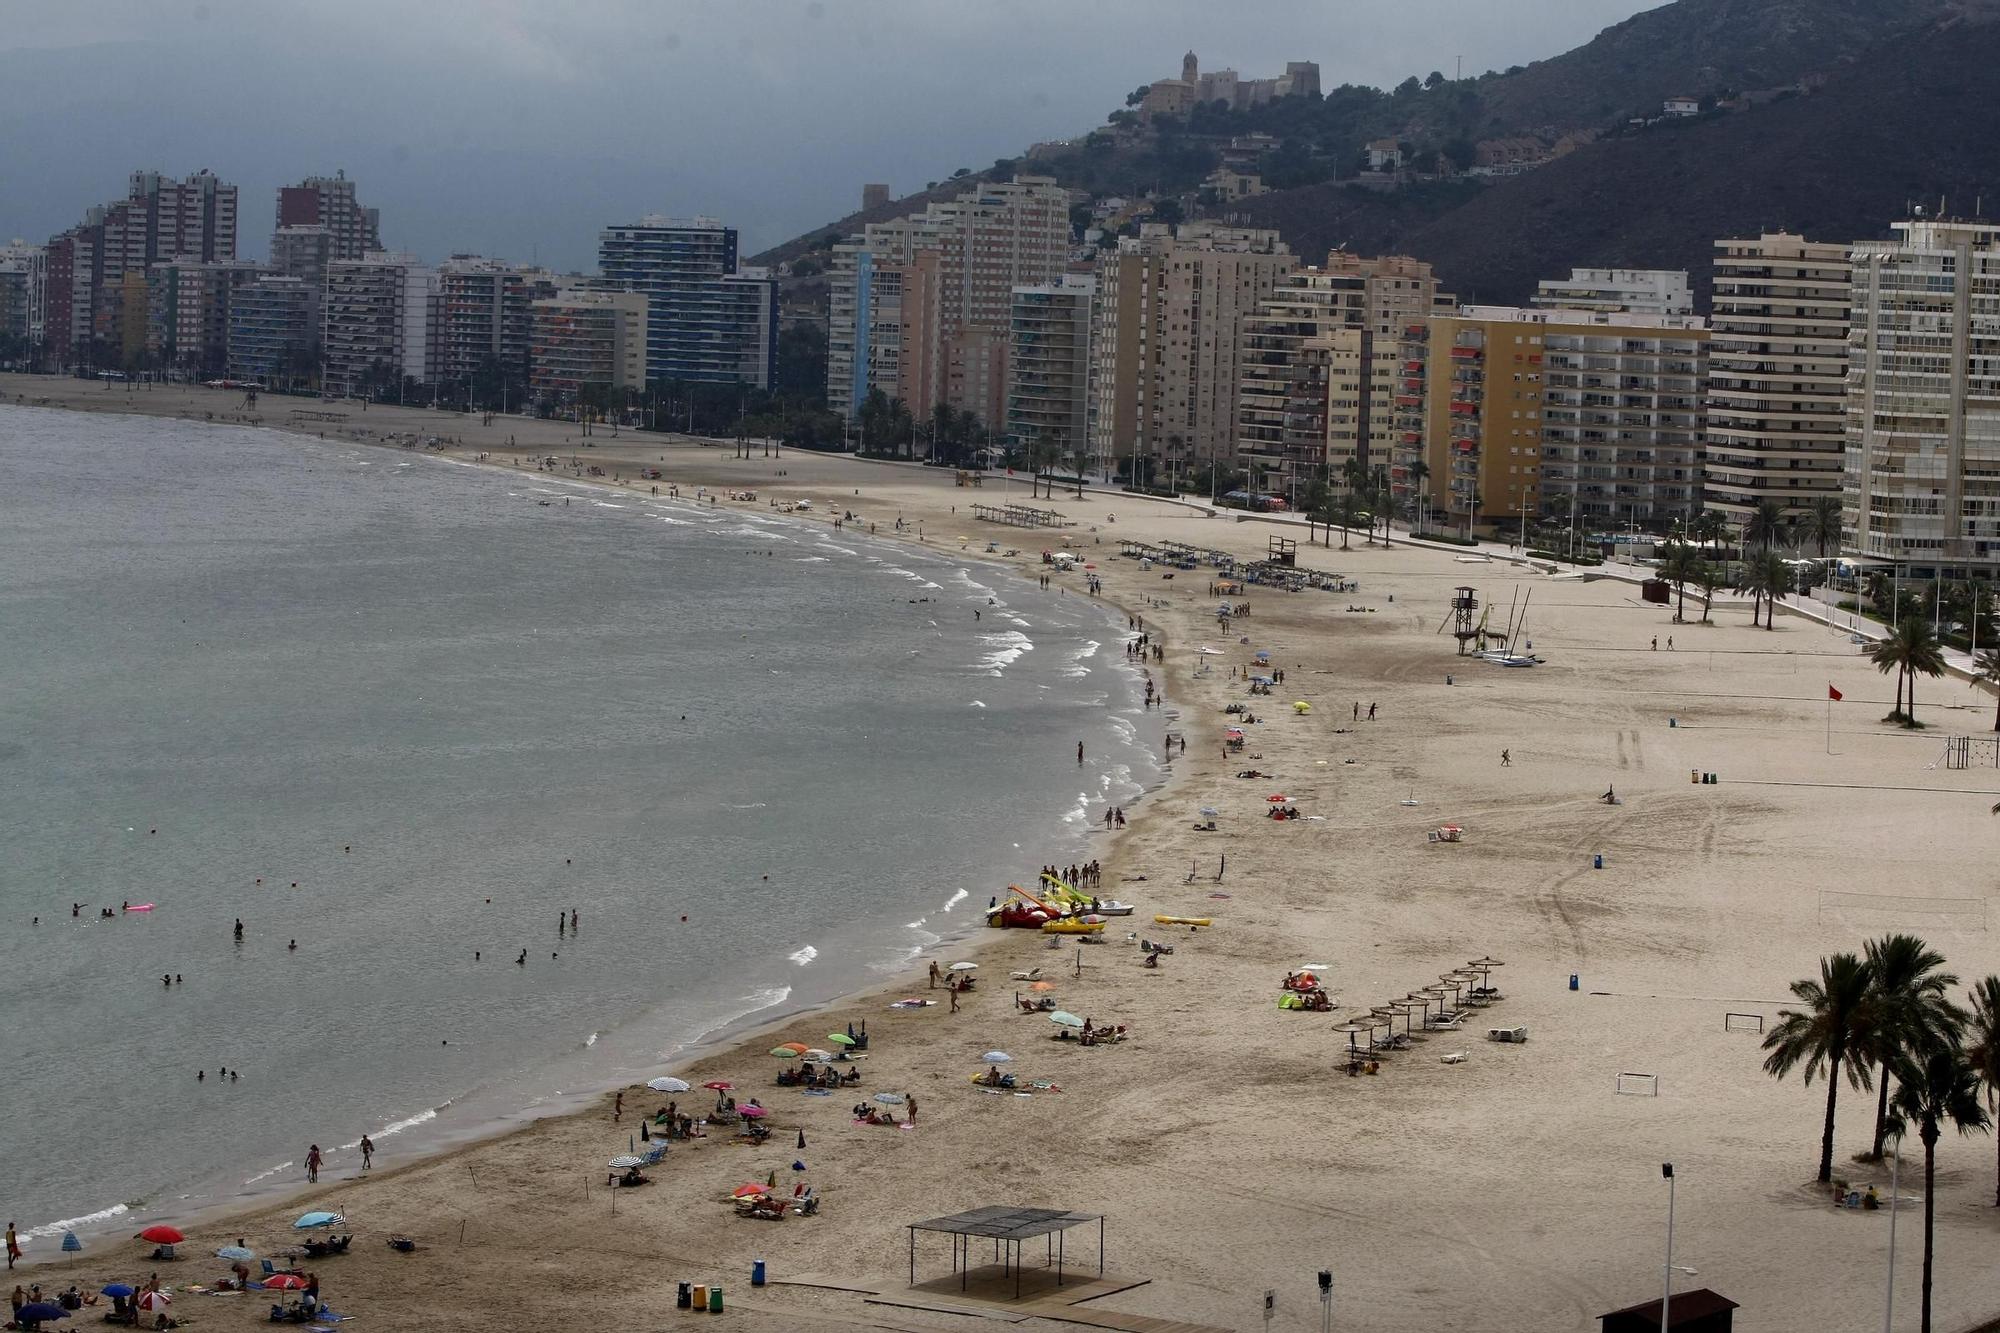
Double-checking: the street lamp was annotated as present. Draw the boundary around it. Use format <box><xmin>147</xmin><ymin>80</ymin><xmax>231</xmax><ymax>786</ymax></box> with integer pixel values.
<box><xmin>1660</xmin><ymin>1163</ymin><xmax>1676</xmax><ymax>1333</ymax></box>
<box><xmin>1884</xmin><ymin>1131</ymin><xmax>1902</xmax><ymax>1333</ymax></box>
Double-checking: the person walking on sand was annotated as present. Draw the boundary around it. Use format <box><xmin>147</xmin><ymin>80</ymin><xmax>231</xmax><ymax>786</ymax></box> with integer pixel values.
<box><xmin>928</xmin><ymin>960</ymin><xmax>942</xmax><ymax>989</ymax></box>
<box><xmin>6</xmin><ymin>1221</ymin><xmax>19</xmax><ymax>1270</ymax></box>
<box><xmin>1353</xmin><ymin>702</ymin><xmax>1360</xmax><ymax>721</ymax></box>
<box><xmin>1077</xmin><ymin>740</ymin><xmax>1084</xmax><ymax>766</ymax></box>
<box><xmin>906</xmin><ymin>1094</ymin><xmax>918</xmax><ymax>1122</ymax></box>
<box><xmin>1650</xmin><ymin>635</ymin><xmax>1658</xmax><ymax>651</ymax></box>
<box><xmin>614</xmin><ymin>1091</ymin><xmax>623</xmax><ymax>1122</ymax></box>
<box><xmin>359</xmin><ymin>1135</ymin><xmax>373</xmax><ymax>1171</ymax></box>
<box><xmin>948</xmin><ymin>986</ymin><xmax>960</xmax><ymax>1013</ymax></box>
<box><xmin>1368</xmin><ymin>702</ymin><xmax>1376</xmax><ymax>720</ymax></box>
<box><xmin>1501</xmin><ymin>749</ymin><xmax>1512</xmax><ymax>766</ymax></box>
<box><xmin>305</xmin><ymin>1144</ymin><xmax>323</xmax><ymax>1183</ymax></box>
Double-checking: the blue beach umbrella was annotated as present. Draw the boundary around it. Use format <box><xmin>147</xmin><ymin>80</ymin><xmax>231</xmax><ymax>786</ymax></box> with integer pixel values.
<box><xmin>292</xmin><ymin>1211</ymin><xmax>343</xmax><ymax>1229</ymax></box>
<box><xmin>100</xmin><ymin>1284</ymin><xmax>135</xmax><ymax>1299</ymax></box>
<box><xmin>18</xmin><ymin>1302</ymin><xmax>70</xmax><ymax>1323</ymax></box>
<box><xmin>60</xmin><ymin>1231</ymin><xmax>82</xmax><ymax>1252</ymax></box>
<box><xmin>216</xmin><ymin>1245</ymin><xmax>256</xmax><ymax>1261</ymax></box>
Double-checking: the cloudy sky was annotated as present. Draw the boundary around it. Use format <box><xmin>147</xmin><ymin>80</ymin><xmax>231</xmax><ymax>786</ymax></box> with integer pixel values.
<box><xmin>0</xmin><ymin>0</ymin><xmax>1660</xmax><ymax>269</ymax></box>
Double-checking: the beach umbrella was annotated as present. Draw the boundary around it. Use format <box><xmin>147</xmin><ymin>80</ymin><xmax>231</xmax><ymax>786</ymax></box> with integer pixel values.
<box><xmin>769</xmin><ymin>1046</ymin><xmax>802</xmax><ymax>1059</ymax></box>
<box><xmin>801</xmin><ymin>1048</ymin><xmax>833</xmax><ymax>1062</ymax></box>
<box><xmin>702</xmin><ymin>1080</ymin><xmax>733</xmax><ymax>1092</ymax></box>
<box><xmin>982</xmin><ymin>1051</ymin><xmax>1013</xmax><ymax>1062</ymax></box>
<box><xmin>738</xmin><ymin>1104</ymin><xmax>768</xmax><ymax>1118</ymax></box>
<box><xmin>60</xmin><ymin>1231</ymin><xmax>81</xmax><ymax>1253</ymax></box>
<box><xmin>292</xmin><ymin>1211</ymin><xmax>343</xmax><ymax>1229</ymax></box>
<box><xmin>872</xmin><ymin>1092</ymin><xmax>905</xmax><ymax>1105</ymax></box>
<box><xmin>18</xmin><ymin>1302</ymin><xmax>69</xmax><ymax>1323</ymax></box>
<box><xmin>607</xmin><ymin>1155</ymin><xmax>644</xmax><ymax>1169</ymax></box>
<box><xmin>947</xmin><ymin>961</ymin><xmax>978</xmax><ymax>972</ymax></box>
<box><xmin>732</xmin><ymin>1183</ymin><xmax>769</xmax><ymax>1198</ymax></box>
<box><xmin>647</xmin><ymin>1077</ymin><xmax>690</xmax><ymax>1093</ymax></box>
<box><xmin>100</xmin><ymin>1285</ymin><xmax>135</xmax><ymax>1299</ymax></box>
<box><xmin>776</xmin><ymin>1041</ymin><xmax>809</xmax><ymax>1054</ymax></box>
<box><xmin>135</xmin><ymin>1291</ymin><xmax>171</xmax><ymax>1312</ymax></box>
<box><xmin>1049</xmin><ymin>1011</ymin><xmax>1085</xmax><ymax>1028</ymax></box>
<box><xmin>1266</xmin><ymin>794</ymin><xmax>1288</xmax><ymax>803</ymax></box>
<box><xmin>261</xmin><ymin>1274</ymin><xmax>306</xmax><ymax>1291</ymax></box>
<box><xmin>825</xmin><ymin>1033</ymin><xmax>856</xmax><ymax>1047</ymax></box>
<box><xmin>1028</xmin><ymin>981</ymin><xmax>1056</xmax><ymax>992</ymax></box>
<box><xmin>1292</xmin><ymin>701</ymin><xmax>1311</xmax><ymax>714</ymax></box>
<box><xmin>216</xmin><ymin>1245</ymin><xmax>257</xmax><ymax>1261</ymax></box>
<box><xmin>136</xmin><ymin>1225</ymin><xmax>184</xmax><ymax>1244</ymax></box>
<box><xmin>1198</xmin><ymin>807</ymin><xmax>1220</xmax><ymax>819</ymax></box>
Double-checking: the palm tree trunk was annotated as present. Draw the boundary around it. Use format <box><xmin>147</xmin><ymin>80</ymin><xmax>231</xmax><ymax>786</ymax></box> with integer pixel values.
<box><xmin>1922</xmin><ymin>1128</ymin><xmax>1938</xmax><ymax>1333</ymax></box>
<box><xmin>1991</xmin><ymin>689</ymin><xmax>1999</xmax><ymax>732</ymax></box>
<box><xmin>1818</xmin><ymin>1068</ymin><xmax>1840</xmax><ymax>1183</ymax></box>
<box><xmin>1871</xmin><ymin>1062</ymin><xmax>1891</xmax><ymax>1159</ymax></box>
<box><xmin>1908</xmin><ymin>667</ymin><xmax>1917</xmax><ymax>723</ymax></box>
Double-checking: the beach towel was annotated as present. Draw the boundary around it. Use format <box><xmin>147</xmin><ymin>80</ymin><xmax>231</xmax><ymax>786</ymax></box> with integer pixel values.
<box><xmin>801</xmin><ymin>1088</ymin><xmax>831</xmax><ymax>1096</ymax></box>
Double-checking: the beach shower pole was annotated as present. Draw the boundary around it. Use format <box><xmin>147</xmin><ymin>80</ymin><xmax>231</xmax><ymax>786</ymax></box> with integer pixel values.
<box><xmin>1660</xmin><ymin>1162</ymin><xmax>1675</xmax><ymax>1333</ymax></box>
<box><xmin>1884</xmin><ymin>1136</ymin><xmax>1902</xmax><ymax>1333</ymax></box>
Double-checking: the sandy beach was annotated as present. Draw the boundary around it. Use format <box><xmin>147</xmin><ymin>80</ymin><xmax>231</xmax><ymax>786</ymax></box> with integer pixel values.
<box><xmin>9</xmin><ymin>374</ymin><xmax>2000</xmax><ymax>1332</ymax></box>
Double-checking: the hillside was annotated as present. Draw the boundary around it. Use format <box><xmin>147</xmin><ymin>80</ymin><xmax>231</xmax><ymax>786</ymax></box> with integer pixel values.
<box><xmin>1358</xmin><ymin>9</ymin><xmax>2000</xmax><ymax>305</ymax></box>
<box><xmin>752</xmin><ymin>0</ymin><xmax>1961</xmax><ymax>270</ymax></box>
<box><xmin>1472</xmin><ymin>0</ymin><xmax>1962</xmax><ymax>132</ymax></box>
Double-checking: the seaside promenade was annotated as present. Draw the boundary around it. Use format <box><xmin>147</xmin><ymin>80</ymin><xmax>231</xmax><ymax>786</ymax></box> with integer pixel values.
<box><xmin>8</xmin><ymin>376</ymin><xmax>2000</xmax><ymax>1332</ymax></box>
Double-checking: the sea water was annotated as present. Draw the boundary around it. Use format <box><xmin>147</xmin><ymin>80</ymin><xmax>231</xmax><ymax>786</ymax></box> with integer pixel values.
<box><xmin>0</xmin><ymin>405</ymin><xmax>1159</xmax><ymax>1241</ymax></box>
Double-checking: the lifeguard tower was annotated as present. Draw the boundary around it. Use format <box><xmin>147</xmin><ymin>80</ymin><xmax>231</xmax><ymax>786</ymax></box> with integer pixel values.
<box><xmin>1268</xmin><ymin>536</ymin><xmax>1296</xmax><ymax>567</ymax></box>
<box><xmin>1452</xmin><ymin>586</ymin><xmax>1479</xmax><ymax>655</ymax></box>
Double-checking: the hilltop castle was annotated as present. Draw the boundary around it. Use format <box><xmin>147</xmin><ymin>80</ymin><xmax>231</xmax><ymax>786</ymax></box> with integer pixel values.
<box><xmin>1140</xmin><ymin>51</ymin><xmax>1321</xmax><ymax>120</ymax></box>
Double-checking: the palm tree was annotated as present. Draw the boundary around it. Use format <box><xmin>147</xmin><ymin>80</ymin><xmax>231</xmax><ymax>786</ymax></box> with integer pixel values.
<box><xmin>1658</xmin><ymin>542</ymin><xmax>1704</xmax><ymax>624</ymax></box>
<box><xmin>1976</xmin><ymin>648</ymin><xmax>2000</xmax><ymax>732</ymax></box>
<box><xmin>1735</xmin><ymin>552</ymin><xmax>1787</xmax><ymax>628</ymax></box>
<box><xmin>1869</xmin><ymin>615</ymin><xmax>1948</xmax><ymax>726</ymax></box>
<box><xmin>1888</xmin><ymin>1045</ymin><xmax>1990</xmax><ymax>1333</ymax></box>
<box><xmin>1334</xmin><ymin>489</ymin><xmax>1360</xmax><ymax>550</ymax></box>
<box><xmin>1742</xmin><ymin>498</ymin><xmax>1791</xmax><ymax>552</ymax></box>
<box><xmin>1860</xmin><ymin>935</ymin><xmax>1964</xmax><ymax>1160</ymax></box>
<box><xmin>1408</xmin><ymin>459</ymin><xmax>1431</xmax><ymax>537</ymax></box>
<box><xmin>1762</xmin><ymin>952</ymin><xmax>1876</xmax><ymax>1183</ymax></box>
<box><xmin>1696</xmin><ymin>560</ymin><xmax>1720</xmax><ymax>624</ymax></box>
<box><xmin>1966</xmin><ymin>976</ymin><xmax>2000</xmax><ymax>1206</ymax></box>
<box><xmin>1801</xmin><ymin>495</ymin><xmax>1843</xmax><ymax>558</ymax></box>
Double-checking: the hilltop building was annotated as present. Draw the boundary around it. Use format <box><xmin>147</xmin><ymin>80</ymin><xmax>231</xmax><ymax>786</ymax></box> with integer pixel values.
<box><xmin>1140</xmin><ymin>51</ymin><xmax>1320</xmax><ymax>120</ymax></box>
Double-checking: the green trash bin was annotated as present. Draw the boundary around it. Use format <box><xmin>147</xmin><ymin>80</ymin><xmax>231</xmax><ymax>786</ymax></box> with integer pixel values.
<box><xmin>709</xmin><ymin>1284</ymin><xmax>724</xmax><ymax>1313</ymax></box>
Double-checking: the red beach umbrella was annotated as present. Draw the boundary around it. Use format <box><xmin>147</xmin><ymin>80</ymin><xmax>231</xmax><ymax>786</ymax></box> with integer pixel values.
<box><xmin>703</xmin><ymin>1080</ymin><xmax>733</xmax><ymax>1092</ymax></box>
<box><xmin>262</xmin><ymin>1274</ymin><xmax>307</xmax><ymax>1291</ymax></box>
<box><xmin>136</xmin><ymin>1225</ymin><xmax>184</xmax><ymax>1245</ymax></box>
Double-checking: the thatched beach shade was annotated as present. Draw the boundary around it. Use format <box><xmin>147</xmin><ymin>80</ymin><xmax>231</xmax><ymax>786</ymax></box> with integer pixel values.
<box><xmin>1333</xmin><ymin>1022</ymin><xmax>1368</xmax><ymax>1058</ymax></box>
<box><xmin>1468</xmin><ymin>957</ymin><xmax>1505</xmax><ymax>991</ymax></box>
<box><xmin>1368</xmin><ymin>1007</ymin><xmax>1401</xmax><ymax>1050</ymax></box>
<box><xmin>1403</xmin><ymin>992</ymin><xmax>1438</xmax><ymax>1026</ymax></box>
<box><xmin>1387</xmin><ymin>1000</ymin><xmax>1422</xmax><ymax>1038</ymax></box>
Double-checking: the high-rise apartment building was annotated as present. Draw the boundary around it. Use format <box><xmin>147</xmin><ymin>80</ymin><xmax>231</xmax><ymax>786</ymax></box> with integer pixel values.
<box><xmin>1089</xmin><ymin>223</ymin><xmax>1293</xmax><ymax>482</ymax></box>
<box><xmin>276</xmin><ymin>173</ymin><xmax>381</xmax><ymax>262</ymax></box>
<box><xmin>34</xmin><ymin>170</ymin><xmax>237</xmax><ymax>368</ymax></box>
<box><xmin>1426</xmin><ymin>306</ymin><xmax>1707</xmax><ymax>531</ymax></box>
<box><xmin>427</xmin><ymin>257</ymin><xmax>559</xmax><ymax>390</ymax></box>
<box><xmin>1235</xmin><ymin>254</ymin><xmax>1449</xmax><ymax>502</ymax></box>
<box><xmin>148</xmin><ymin>259</ymin><xmax>264</xmax><ymax>377</ymax></box>
<box><xmin>0</xmin><ymin>240</ymin><xmax>37</xmax><ymax>353</ymax></box>
<box><xmin>1005</xmin><ymin>276</ymin><xmax>1095</xmax><ymax>470</ymax></box>
<box><xmin>529</xmin><ymin>290</ymin><xmax>649</xmax><ymax>399</ymax></box>
<box><xmin>597</xmin><ymin>216</ymin><xmax>775</xmax><ymax>388</ymax></box>
<box><xmin>1532</xmin><ymin>267</ymin><xmax>1693</xmax><ymax>316</ymax></box>
<box><xmin>227</xmin><ymin>275</ymin><xmax>315</xmax><ymax>385</ymax></box>
<box><xmin>827</xmin><ymin>177</ymin><xmax>1068</xmax><ymax>427</ymax></box>
<box><xmin>1847</xmin><ymin>219</ymin><xmax>2000</xmax><ymax>575</ymax></box>
<box><xmin>322</xmin><ymin>252</ymin><xmax>435</xmax><ymax>396</ymax></box>
<box><xmin>1702</xmin><ymin>233</ymin><xmax>1852</xmax><ymax>526</ymax></box>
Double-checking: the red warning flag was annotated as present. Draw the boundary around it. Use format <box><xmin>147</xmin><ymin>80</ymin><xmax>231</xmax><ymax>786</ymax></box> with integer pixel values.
<box><xmin>1828</xmin><ymin>684</ymin><xmax>1843</xmax><ymax>702</ymax></box>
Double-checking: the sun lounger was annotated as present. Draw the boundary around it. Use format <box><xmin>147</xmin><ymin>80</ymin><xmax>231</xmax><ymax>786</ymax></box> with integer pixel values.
<box><xmin>1485</xmin><ymin>1026</ymin><xmax>1528</xmax><ymax>1043</ymax></box>
<box><xmin>1440</xmin><ymin>1052</ymin><xmax>1467</xmax><ymax>1064</ymax></box>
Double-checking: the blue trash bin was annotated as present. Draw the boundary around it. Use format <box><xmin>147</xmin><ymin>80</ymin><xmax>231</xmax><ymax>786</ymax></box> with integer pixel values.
<box><xmin>1593</xmin><ymin>854</ymin><xmax>1603</xmax><ymax>870</ymax></box>
<box><xmin>752</xmin><ymin>1259</ymin><xmax>766</xmax><ymax>1287</ymax></box>
<box><xmin>1569</xmin><ymin>973</ymin><xmax>1579</xmax><ymax>991</ymax></box>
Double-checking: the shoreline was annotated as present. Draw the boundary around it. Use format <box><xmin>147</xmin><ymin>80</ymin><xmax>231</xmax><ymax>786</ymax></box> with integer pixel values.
<box><xmin>3</xmin><ymin>386</ymin><xmax>1180</xmax><ymax>1259</ymax></box>
<box><xmin>13</xmin><ymin>376</ymin><xmax>2000</xmax><ymax>1333</ymax></box>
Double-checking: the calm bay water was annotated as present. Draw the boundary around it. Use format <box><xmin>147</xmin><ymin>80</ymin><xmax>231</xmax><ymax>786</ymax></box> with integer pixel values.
<box><xmin>0</xmin><ymin>405</ymin><xmax>1156</xmax><ymax>1243</ymax></box>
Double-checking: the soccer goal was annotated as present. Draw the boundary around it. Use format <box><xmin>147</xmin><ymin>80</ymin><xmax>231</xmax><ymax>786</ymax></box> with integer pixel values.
<box><xmin>1615</xmin><ymin>1071</ymin><xmax>1659</xmax><ymax>1097</ymax></box>
<box><xmin>1724</xmin><ymin>1012</ymin><xmax>1765</xmax><ymax>1034</ymax></box>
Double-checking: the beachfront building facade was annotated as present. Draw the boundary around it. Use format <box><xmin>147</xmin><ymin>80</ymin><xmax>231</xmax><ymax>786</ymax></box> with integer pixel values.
<box><xmin>826</xmin><ymin>176</ymin><xmax>1069</xmax><ymax>430</ymax></box>
<box><xmin>146</xmin><ymin>259</ymin><xmax>264</xmax><ymax>378</ymax></box>
<box><xmin>528</xmin><ymin>290</ymin><xmax>649</xmax><ymax>402</ymax></box>
<box><xmin>1846</xmin><ymin>219</ymin><xmax>2000</xmax><ymax>577</ymax></box>
<box><xmin>1005</xmin><ymin>276</ymin><xmax>1095</xmax><ymax>472</ymax></box>
<box><xmin>275</xmin><ymin>173</ymin><xmax>381</xmax><ymax>262</ymax></box>
<box><xmin>226</xmin><ymin>274</ymin><xmax>316</xmax><ymax>387</ymax></box>
<box><xmin>33</xmin><ymin>169</ymin><xmax>238</xmax><ymax>370</ymax></box>
<box><xmin>0</xmin><ymin>240</ymin><xmax>38</xmax><ymax>360</ymax></box>
<box><xmin>322</xmin><ymin>252</ymin><xmax>436</xmax><ymax>397</ymax></box>
<box><xmin>1702</xmin><ymin>233</ymin><xmax>1852</xmax><ymax>527</ymax></box>
<box><xmin>1424</xmin><ymin>306</ymin><xmax>1707</xmax><ymax>534</ymax></box>
<box><xmin>1088</xmin><ymin>223</ymin><xmax>1294</xmax><ymax>484</ymax></box>
<box><xmin>1531</xmin><ymin>267</ymin><xmax>1693</xmax><ymax>317</ymax></box>
<box><xmin>597</xmin><ymin>216</ymin><xmax>776</xmax><ymax>389</ymax></box>
<box><xmin>1235</xmin><ymin>254</ymin><xmax>1449</xmax><ymax>505</ymax></box>
<box><xmin>426</xmin><ymin>258</ymin><xmax>560</xmax><ymax>400</ymax></box>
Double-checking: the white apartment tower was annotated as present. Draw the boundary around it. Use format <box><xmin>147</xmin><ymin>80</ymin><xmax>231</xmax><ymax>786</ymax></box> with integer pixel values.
<box><xmin>322</xmin><ymin>252</ymin><xmax>436</xmax><ymax>396</ymax></box>
<box><xmin>1702</xmin><ymin>234</ymin><xmax>1852</xmax><ymax>526</ymax></box>
<box><xmin>1532</xmin><ymin>268</ymin><xmax>1693</xmax><ymax>317</ymax></box>
<box><xmin>1848</xmin><ymin>218</ymin><xmax>2000</xmax><ymax>575</ymax></box>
